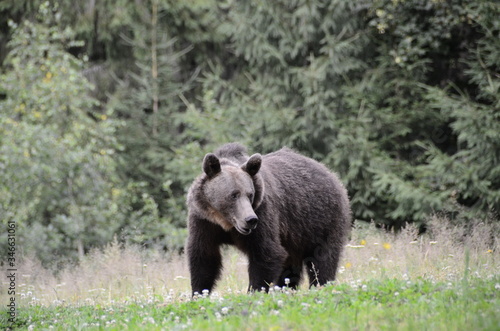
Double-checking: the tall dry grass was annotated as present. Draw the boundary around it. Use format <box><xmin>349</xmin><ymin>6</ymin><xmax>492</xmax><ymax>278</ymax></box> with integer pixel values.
<box><xmin>340</xmin><ymin>217</ymin><xmax>499</xmax><ymax>284</ymax></box>
<box><xmin>4</xmin><ymin>217</ymin><xmax>498</xmax><ymax>307</ymax></box>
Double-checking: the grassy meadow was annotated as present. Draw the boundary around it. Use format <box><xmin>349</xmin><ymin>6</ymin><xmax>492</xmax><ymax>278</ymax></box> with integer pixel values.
<box><xmin>2</xmin><ymin>218</ymin><xmax>499</xmax><ymax>330</ymax></box>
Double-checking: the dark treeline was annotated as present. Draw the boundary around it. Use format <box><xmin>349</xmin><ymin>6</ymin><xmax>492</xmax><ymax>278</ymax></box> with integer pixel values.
<box><xmin>0</xmin><ymin>0</ymin><xmax>498</xmax><ymax>266</ymax></box>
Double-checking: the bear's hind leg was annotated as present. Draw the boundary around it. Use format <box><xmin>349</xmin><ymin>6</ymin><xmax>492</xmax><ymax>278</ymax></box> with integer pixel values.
<box><xmin>305</xmin><ymin>253</ymin><xmax>339</xmax><ymax>287</ymax></box>
<box><xmin>277</xmin><ymin>261</ymin><xmax>303</xmax><ymax>289</ymax></box>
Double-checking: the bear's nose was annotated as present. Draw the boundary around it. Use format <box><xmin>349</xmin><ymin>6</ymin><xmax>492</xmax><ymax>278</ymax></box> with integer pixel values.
<box><xmin>245</xmin><ymin>216</ymin><xmax>259</xmax><ymax>229</ymax></box>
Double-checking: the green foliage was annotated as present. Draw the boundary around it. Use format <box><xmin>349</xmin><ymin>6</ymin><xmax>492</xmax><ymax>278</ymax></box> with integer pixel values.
<box><xmin>0</xmin><ymin>3</ymin><xmax>121</xmax><ymax>264</ymax></box>
<box><xmin>355</xmin><ymin>0</ymin><xmax>499</xmax><ymax>225</ymax></box>
<box><xmin>203</xmin><ymin>0</ymin><xmax>369</xmax><ymax>154</ymax></box>
<box><xmin>107</xmin><ymin>0</ymin><xmax>198</xmax><ymax>240</ymax></box>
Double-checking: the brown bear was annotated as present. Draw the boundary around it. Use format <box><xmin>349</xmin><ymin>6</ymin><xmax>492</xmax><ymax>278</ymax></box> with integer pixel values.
<box><xmin>186</xmin><ymin>143</ymin><xmax>351</xmax><ymax>294</ymax></box>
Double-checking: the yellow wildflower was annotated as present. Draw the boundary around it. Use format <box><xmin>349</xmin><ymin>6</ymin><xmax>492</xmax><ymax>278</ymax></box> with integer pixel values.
<box><xmin>15</xmin><ymin>103</ymin><xmax>26</xmax><ymax>113</ymax></box>
<box><xmin>100</xmin><ymin>114</ymin><xmax>108</xmax><ymax>121</ymax></box>
<box><xmin>360</xmin><ymin>239</ymin><xmax>367</xmax><ymax>246</ymax></box>
<box><xmin>100</xmin><ymin>149</ymin><xmax>106</xmax><ymax>155</ymax></box>
<box><xmin>43</xmin><ymin>72</ymin><xmax>53</xmax><ymax>83</ymax></box>
<box><xmin>487</xmin><ymin>249</ymin><xmax>493</xmax><ymax>254</ymax></box>
<box><xmin>23</xmin><ymin>150</ymin><xmax>30</xmax><ymax>158</ymax></box>
<box><xmin>345</xmin><ymin>262</ymin><xmax>352</xmax><ymax>269</ymax></box>
<box><xmin>383</xmin><ymin>242</ymin><xmax>391</xmax><ymax>250</ymax></box>
<box><xmin>377</xmin><ymin>23</ymin><xmax>388</xmax><ymax>34</ymax></box>
<box><xmin>33</xmin><ymin>111</ymin><xmax>42</xmax><ymax>119</ymax></box>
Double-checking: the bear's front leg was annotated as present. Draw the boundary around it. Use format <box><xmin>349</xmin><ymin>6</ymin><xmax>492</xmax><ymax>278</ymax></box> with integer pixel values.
<box><xmin>247</xmin><ymin>240</ymin><xmax>288</xmax><ymax>292</ymax></box>
<box><xmin>187</xmin><ymin>217</ymin><xmax>225</xmax><ymax>295</ymax></box>
<box><xmin>188</xmin><ymin>246</ymin><xmax>222</xmax><ymax>295</ymax></box>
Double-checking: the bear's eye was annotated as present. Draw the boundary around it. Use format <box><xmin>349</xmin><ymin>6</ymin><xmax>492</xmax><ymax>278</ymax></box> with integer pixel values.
<box><xmin>248</xmin><ymin>193</ymin><xmax>254</xmax><ymax>201</ymax></box>
<box><xmin>230</xmin><ymin>191</ymin><xmax>240</xmax><ymax>200</ymax></box>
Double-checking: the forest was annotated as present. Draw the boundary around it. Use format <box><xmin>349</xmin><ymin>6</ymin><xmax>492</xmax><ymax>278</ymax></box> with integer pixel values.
<box><xmin>0</xmin><ymin>0</ymin><xmax>498</xmax><ymax>267</ymax></box>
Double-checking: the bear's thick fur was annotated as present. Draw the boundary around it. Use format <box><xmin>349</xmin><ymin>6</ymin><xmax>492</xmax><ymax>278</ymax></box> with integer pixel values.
<box><xmin>186</xmin><ymin>143</ymin><xmax>351</xmax><ymax>293</ymax></box>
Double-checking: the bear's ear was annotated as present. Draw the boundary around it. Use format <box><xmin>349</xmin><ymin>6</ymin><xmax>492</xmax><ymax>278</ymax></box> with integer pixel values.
<box><xmin>242</xmin><ymin>153</ymin><xmax>262</xmax><ymax>177</ymax></box>
<box><xmin>203</xmin><ymin>153</ymin><xmax>221</xmax><ymax>178</ymax></box>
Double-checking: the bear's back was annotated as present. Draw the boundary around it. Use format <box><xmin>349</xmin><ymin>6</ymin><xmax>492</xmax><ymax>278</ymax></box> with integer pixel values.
<box><xmin>259</xmin><ymin>147</ymin><xmax>348</xmax><ymax>212</ymax></box>
<box><xmin>257</xmin><ymin>147</ymin><xmax>350</xmax><ymax>250</ymax></box>
<box><xmin>262</xmin><ymin>148</ymin><xmax>340</xmax><ymax>190</ymax></box>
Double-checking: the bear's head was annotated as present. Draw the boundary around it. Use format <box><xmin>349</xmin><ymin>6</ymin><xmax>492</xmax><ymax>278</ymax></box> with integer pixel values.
<box><xmin>199</xmin><ymin>152</ymin><xmax>264</xmax><ymax>235</ymax></box>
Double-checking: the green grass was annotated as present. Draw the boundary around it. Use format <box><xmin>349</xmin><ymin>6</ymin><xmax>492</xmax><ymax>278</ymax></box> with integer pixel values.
<box><xmin>3</xmin><ymin>276</ymin><xmax>499</xmax><ymax>330</ymax></box>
